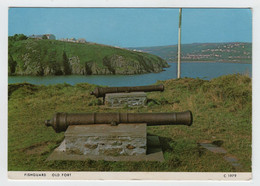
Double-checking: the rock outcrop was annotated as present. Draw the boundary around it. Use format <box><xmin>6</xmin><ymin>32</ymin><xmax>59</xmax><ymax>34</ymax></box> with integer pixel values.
<box><xmin>9</xmin><ymin>39</ymin><xmax>169</xmax><ymax>76</ymax></box>
<box><xmin>11</xmin><ymin>54</ymin><xmax>169</xmax><ymax>76</ymax></box>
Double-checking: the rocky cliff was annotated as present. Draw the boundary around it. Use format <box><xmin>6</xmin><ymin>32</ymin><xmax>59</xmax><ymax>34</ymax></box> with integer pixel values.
<box><xmin>8</xmin><ymin>39</ymin><xmax>169</xmax><ymax>76</ymax></box>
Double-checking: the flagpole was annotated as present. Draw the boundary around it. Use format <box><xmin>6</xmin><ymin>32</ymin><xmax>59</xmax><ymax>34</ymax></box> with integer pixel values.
<box><xmin>177</xmin><ymin>8</ymin><xmax>182</xmax><ymax>79</ymax></box>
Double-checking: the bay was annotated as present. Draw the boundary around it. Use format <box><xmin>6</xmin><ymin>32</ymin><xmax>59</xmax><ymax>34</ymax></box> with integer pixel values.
<box><xmin>8</xmin><ymin>62</ymin><xmax>252</xmax><ymax>87</ymax></box>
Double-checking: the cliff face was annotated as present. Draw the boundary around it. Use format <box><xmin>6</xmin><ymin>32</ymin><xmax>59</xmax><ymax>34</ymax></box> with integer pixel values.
<box><xmin>8</xmin><ymin>39</ymin><xmax>169</xmax><ymax>76</ymax></box>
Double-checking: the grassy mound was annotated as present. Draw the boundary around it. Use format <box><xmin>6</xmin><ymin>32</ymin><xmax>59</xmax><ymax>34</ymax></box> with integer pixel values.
<box><xmin>8</xmin><ymin>74</ymin><xmax>251</xmax><ymax>172</ymax></box>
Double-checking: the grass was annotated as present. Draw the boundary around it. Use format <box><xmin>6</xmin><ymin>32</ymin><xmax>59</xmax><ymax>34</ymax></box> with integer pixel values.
<box><xmin>9</xmin><ymin>39</ymin><xmax>168</xmax><ymax>75</ymax></box>
<box><xmin>8</xmin><ymin>74</ymin><xmax>252</xmax><ymax>172</ymax></box>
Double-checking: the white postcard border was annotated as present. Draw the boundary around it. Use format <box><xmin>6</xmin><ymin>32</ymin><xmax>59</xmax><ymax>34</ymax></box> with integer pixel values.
<box><xmin>8</xmin><ymin>171</ymin><xmax>252</xmax><ymax>181</ymax></box>
<box><xmin>1</xmin><ymin>0</ymin><xmax>260</xmax><ymax>185</ymax></box>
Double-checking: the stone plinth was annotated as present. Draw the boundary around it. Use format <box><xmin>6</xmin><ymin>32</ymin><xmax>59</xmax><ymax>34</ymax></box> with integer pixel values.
<box><xmin>64</xmin><ymin>124</ymin><xmax>146</xmax><ymax>156</ymax></box>
<box><xmin>47</xmin><ymin>135</ymin><xmax>164</xmax><ymax>162</ymax></box>
<box><xmin>105</xmin><ymin>92</ymin><xmax>147</xmax><ymax>107</ymax></box>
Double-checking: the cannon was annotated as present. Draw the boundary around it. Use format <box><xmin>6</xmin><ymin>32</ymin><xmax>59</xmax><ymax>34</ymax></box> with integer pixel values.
<box><xmin>45</xmin><ymin>111</ymin><xmax>193</xmax><ymax>133</ymax></box>
<box><xmin>90</xmin><ymin>84</ymin><xmax>164</xmax><ymax>98</ymax></box>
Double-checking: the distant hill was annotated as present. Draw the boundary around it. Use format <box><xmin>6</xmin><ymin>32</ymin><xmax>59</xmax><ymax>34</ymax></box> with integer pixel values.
<box><xmin>8</xmin><ymin>38</ymin><xmax>169</xmax><ymax>76</ymax></box>
<box><xmin>129</xmin><ymin>42</ymin><xmax>252</xmax><ymax>63</ymax></box>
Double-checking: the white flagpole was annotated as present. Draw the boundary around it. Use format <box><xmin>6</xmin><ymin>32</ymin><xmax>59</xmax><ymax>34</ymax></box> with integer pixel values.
<box><xmin>177</xmin><ymin>8</ymin><xmax>182</xmax><ymax>79</ymax></box>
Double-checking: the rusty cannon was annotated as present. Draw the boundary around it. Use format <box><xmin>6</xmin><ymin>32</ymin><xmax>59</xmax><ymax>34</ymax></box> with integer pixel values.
<box><xmin>45</xmin><ymin>111</ymin><xmax>193</xmax><ymax>133</ymax></box>
<box><xmin>90</xmin><ymin>84</ymin><xmax>164</xmax><ymax>98</ymax></box>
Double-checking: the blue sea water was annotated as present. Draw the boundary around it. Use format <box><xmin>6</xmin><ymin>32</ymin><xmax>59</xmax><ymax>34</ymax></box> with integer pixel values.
<box><xmin>8</xmin><ymin>62</ymin><xmax>252</xmax><ymax>86</ymax></box>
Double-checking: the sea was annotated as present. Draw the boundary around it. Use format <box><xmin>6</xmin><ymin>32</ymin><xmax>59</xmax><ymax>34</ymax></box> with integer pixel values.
<box><xmin>8</xmin><ymin>62</ymin><xmax>252</xmax><ymax>86</ymax></box>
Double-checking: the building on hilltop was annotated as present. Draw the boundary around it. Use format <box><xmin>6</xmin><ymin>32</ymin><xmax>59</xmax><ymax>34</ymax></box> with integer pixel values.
<box><xmin>59</xmin><ymin>38</ymin><xmax>68</xmax><ymax>42</ymax></box>
<box><xmin>45</xmin><ymin>34</ymin><xmax>56</xmax><ymax>40</ymax></box>
<box><xmin>28</xmin><ymin>34</ymin><xmax>43</xmax><ymax>39</ymax></box>
<box><xmin>59</xmin><ymin>37</ymin><xmax>87</xmax><ymax>43</ymax></box>
<box><xmin>68</xmin><ymin>38</ymin><xmax>76</xmax><ymax>42</ymax></box>
<box><xmin>77</xmin><ymin>38</ymin><xmax>86</xmax><ymax>43</ymax></box>
<box><xmin>28</xmin><ymin>34</ymin><xmax>56</xmax><ymax>40</ymax></box>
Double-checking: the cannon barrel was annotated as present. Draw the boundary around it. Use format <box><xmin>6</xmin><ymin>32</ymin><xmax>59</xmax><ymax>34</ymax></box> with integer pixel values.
<box><xmin>45</xmin><ymin>111</ymin><xmax>193</xmax><ymax>133</ymax></box>
<box><xmin>90</xmin><ymin>84</ymin><xmax>164</xmax><ymax>98</ymax></box>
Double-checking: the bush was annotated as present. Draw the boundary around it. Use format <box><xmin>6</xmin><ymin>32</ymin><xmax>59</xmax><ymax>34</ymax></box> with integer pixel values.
<box><xmin>42</xmin><ymin>35</ymin><xmax>48</xmax><ymax>39</ymax></box>
<box><xmin>9</xmin><ymin>34</ymin><xmax>28</xmax><ymax>42</ymax></box>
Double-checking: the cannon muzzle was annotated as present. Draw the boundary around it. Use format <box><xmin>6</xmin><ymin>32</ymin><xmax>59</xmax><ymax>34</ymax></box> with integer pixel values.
<box><xmin>90</xmin><ymin>84</ymin><xmax>164</xmax><ymax>98</ymax></box>
<box><xmin>45</xmin><ymin>111</ymin><xmax>193</xmax><ymax>133</ymax></box>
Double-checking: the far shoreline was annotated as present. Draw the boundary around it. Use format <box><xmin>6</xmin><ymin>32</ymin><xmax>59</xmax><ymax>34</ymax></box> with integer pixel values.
<box><xmin>167</xmin><ymin>60</ymin><xmax>252</xmax><ymax>64</ymax></box>
<box><xmin>8</xmin><ymin>61</ymin><xmax>252</xmax><ymax>77</ymax></box>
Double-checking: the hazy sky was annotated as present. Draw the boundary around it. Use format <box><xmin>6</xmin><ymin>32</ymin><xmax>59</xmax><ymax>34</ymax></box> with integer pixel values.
<box><xmin>8</xmin><ymin>8</ymin><xmax>252</xmax><ymax>47</ymax></box>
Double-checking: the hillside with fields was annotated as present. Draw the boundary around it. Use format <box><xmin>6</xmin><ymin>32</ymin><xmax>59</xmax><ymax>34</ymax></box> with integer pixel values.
<box><xmin>8</xmin><ymin>36</ymin><xmax>169</xmax><ymax>76</ymax></box>
<box><xmin>130</xmin><ymin>42</ymin><xmax>252</xmax><ymax>63</ymax></box>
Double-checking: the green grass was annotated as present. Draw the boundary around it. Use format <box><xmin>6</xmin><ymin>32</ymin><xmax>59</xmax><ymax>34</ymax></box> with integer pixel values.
<box><xmin>9</xmin><ymin>39</ymin><xmax>168</xmax><ymax>75</ymax></box>
<box><xmin>8</xmin><ymin>74</ymin><xmax>251</xmax><ymax>172</ymax></box>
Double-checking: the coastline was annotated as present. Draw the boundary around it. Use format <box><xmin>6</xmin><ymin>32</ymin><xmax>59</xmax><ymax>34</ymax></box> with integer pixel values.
<box><xmin>8</xmin><ymin>62</ymin><xmax>252</xmax><ymax>86</ymax></box>
<box><xmin>167</xmin><ymin>60</ymin><xmax>252</xmax><ymax>64</ymax></box>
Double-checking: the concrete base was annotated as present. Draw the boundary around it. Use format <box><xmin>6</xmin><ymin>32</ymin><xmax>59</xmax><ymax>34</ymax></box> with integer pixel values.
<box><xmin>47</xmin><ymin>135</ymin><xmax>164</xmax><ymax>162</ymax></box>
<box><xmin>105</xmin><ymin>92</ymin><xmax>147</xmax><ymax>108</ymax></box>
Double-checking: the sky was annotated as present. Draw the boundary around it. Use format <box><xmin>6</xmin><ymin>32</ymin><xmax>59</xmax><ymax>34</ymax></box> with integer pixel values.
<box><xmin>8</xmin><ymin>8</ymin><xmax>252</xmax><ymax>47</ymax></box>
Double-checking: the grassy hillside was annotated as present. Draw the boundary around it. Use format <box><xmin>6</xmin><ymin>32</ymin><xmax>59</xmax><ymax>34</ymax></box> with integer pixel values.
<box><xmin>8</xmin><ymin>38</ymin><xmax>169</xmax><ymax>76</ymax></box>
<box><xmin>130</xmin><ymin>42</ymin><xmax>252</xmax><ymax>63</ymax></box>
<box><xmin>8</xmin><ymin>74</ymin><xmax>251</xmax><ymax>172</ymax></box>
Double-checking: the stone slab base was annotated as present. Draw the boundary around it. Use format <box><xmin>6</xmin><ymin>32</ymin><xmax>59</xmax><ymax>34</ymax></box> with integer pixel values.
<box><xmin>65</xmin><ymin>124</ymin><xmax>146</xmax><ymax>156</ymax></box>
<box><xmin>47</xmin><ymin>136</ymin><xmax>164</xmax><ymax>162</ymax></box>
<box><xmin>105</xmin><ymin>92</ymin><xmax>147</xmax><ymax>107</ymax></box>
